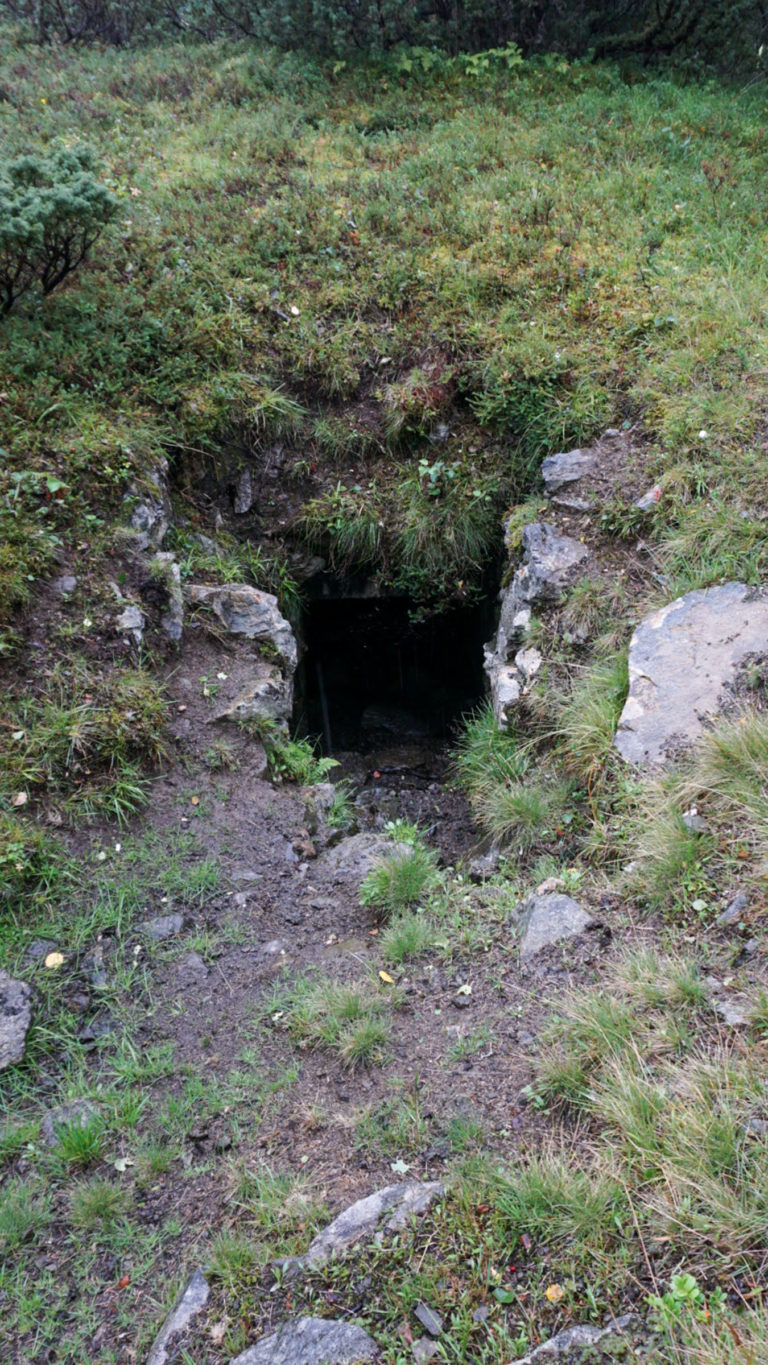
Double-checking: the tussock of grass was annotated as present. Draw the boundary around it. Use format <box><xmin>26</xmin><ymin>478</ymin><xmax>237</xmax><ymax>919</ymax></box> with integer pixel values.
<box><xmin>378</xmin><ymin>910</ymin><xmax>438</xmax><ymax>964</ymax></box>
<box><xmin>0</xmin><ymin>1179</ymin><xmax>51</xmax><ymax>1253</ymax></box>
<box><xmin>229</xmin><ymin>1163</ymin><xmax>325</xmax><ymax>1253</ymax></box>
<box><xmin>453</xmin><ymin>703</ymin><xmax>568</xmax><ymax>849</ymax></box>
<box><xmin>628</xmin><ymin>708</ymin><xmax>768</xmax><ymax>910</ymax></box>
<box><xmin>360</xmin><ymin>842</ymin><xmax>440</xmax><ymax>917</ymax></box>
<box><xmin>493</xmin><ymin>1148</ymin><xmax>627</xmax><ymax>1250</ymax></box>
<box><xmin>556</xmin><ymin>652</ymin><xmax>628</xmax><ymax>787</ymax></box>
<box><xmin>69</xmin><ymin>1179</ymin><xmax>131</xmax><ymax>1233</ymax></box>
<box><xmin>282</xmin><ymin>976</ymin><xmax>398</xmax><ymax>1069</ymax></box>
<box><xmin>532</xmin><ymin>952</ymin><xmax>768</xmax><ymax>1282</ymax></box>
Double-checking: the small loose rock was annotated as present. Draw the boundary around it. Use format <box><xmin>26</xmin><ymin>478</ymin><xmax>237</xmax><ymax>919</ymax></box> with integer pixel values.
<box><xmin>141</xmin><ymin>913</ymin><xmax>186</xmax><ymax>942</ymax></box>
<box><xmin>0</xmin><ymin>969</ymin><xmax>33</xmax><ymax>1072</ymax></box>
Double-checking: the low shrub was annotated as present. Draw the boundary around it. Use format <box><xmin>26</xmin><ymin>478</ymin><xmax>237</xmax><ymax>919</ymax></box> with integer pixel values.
<box><xmin>0</xmin><ymin>146</ymin><xmax>116</xmax><ymax>315</ymax></box>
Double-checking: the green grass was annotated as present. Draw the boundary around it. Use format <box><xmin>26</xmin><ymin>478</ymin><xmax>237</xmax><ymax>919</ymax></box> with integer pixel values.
<box><xmin>3</xmin><ymin>41</ymin><xmax>768</xmax><ymax>635</ymax></box>
<box><xmin>360</xmin><ymin>839</ymin><xmax>441</xmax><ymax>917</ymax></box>
<box><xmin>379</xmin><ymin>909</ymin><xmax>439</xmax><ymax>963</ymax></box>
<box><xmin>281</xmin><ymin>974</ymin><xmax>400</xmax><ymax>1069</ymax></box>
<box><xmin>0</xmin><ymin>662</ymin><xmax>168</xmax><ymax>824</ymax></box>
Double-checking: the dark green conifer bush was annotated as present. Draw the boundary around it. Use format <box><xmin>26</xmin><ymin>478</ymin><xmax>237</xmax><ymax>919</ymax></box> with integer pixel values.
<box><xmin>0</xmin><ymin>146</ymin><xmax>116</xmax><ymax>316</ymax></box>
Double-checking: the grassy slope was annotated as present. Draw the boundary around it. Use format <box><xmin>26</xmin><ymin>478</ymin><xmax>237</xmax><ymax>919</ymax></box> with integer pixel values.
<box><xmin>2</xmin><ymin>32</ymin><xmax>768</xmax><ymax>1364</ymax></box>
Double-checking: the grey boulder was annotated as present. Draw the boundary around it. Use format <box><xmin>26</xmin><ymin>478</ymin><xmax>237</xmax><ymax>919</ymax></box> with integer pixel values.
<box><xmin>279</xmin><ymin>1182</ymin><xmax>444</xmax><ymax>1279</ymax></box>
<box><xmin>615</xmin><ymin>584</ymin><xmax>768</xmax><ymax>766</ymax></box>
<box><xmin>317</xmin><ymin>833</ymin><xmax>405</xmax><ymax>891</ymax></box>
<box><xmin>518</xmin><ymin>893</ymin><xmax>593</xmax><ymax>960</ymax></box>
<box><xmin>215</xmin><ymin>666</ymin><xmax>294</xmax><ymax>730</ymax></box>
<box><xmin>0</xmin><ymin>969</ymin><xmax>32</xmax><ymax>1071</ymax></box>
<box><xmin>493</xmin><ymin>522</ymin><xmax>589</xmax><ymax>664</ymax></box>
<box><xmin>230</xmin><ymin>1317</ymin><xmax>378</xmax><ymax>1365</ymax></box>
<box><xmin>146</xmin><ymin>1270</ymin><xmax>210</xmax><ymax>1365</ymax></box>
<box><xmin>490</xmin><ymin>665</ymin><xmax>521</xmax><ymax>729</ymax></box>
<box><xmin>187</xmin><ymin>583</ymin><xmax>297</xmax><ymax>670</ymax></box>
<box><xmin>115</xmin><ymin>603</ymin><xmax>145</xmax><ymax>644</ymax></box>
<box><xmin>52</xmin><ymin>574</ymin><xmax>77</xmax><ymax>596</ymax></box>
<box><xmin>130</xmin><ymin>497</ymin><xmax>169</xmax><ymax>551</ymax></box>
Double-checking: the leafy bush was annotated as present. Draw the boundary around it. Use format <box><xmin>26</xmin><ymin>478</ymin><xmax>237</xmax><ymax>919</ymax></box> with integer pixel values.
<box><xmin>14</xmin><ymin>0</ymin><xmax>765</xmax><ymax>72</ymax></box>
<box><xmin>0</xmin><ymin>146</ymin><xmax>116</xmax><ymax>315</ymax></box>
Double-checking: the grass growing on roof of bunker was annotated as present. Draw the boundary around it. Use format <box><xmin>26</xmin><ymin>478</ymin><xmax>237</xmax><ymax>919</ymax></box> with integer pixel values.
<box><xmin>3</xmin><ymin>41</ymin><xmax>768</xmax><ymax>628</ymax></box>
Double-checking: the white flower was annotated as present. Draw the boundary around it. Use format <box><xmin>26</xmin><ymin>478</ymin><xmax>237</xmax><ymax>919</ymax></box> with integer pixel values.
<box><xmin>698</xmin><ymin>429</ymin><xmax>708</xmax><ymax>440</ymax></box>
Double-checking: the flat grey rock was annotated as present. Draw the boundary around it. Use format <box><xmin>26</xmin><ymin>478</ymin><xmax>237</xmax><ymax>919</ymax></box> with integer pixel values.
<box><xmin>412</xmin><ymin>1342</ymin><xmax>439</xmax><ymax>1363</ymax></box>
<box><xmin>0</xmin><ymin>969</ymin><xmax>32</xmax><ymax>1071</ymax></box>
<box><xmin>615</xmin><ymin>584</ymin><xmax>768</xmax><ymax>766</ymax></box>
<box><xmin>518</xmin><ymin>893</ymin><xmax>593</xmax><ymax>960</ymax></box>
<box><xmin>146</xmin><ymin>1270</ymin><xmax>210</xmax><ymax>1365</ymax></box>
<box><xmin>279</xmin><ymin>1182</ymin><xmax>444</xmax><ymax>1279</ymax></box>
<box><xmin>231</xmin><ymin>1317</ymin><xmax>379</xmax><ymax>1365</ymax></box>
<box><xmin>517</xmin><ymin>1319</ymin><xmax>632</xmax><ymax>1362</ymax></box>
<box><xmin>716</xmin><ymin>1000</ymin><xmax>749</xmax><ymax>1028</ymax></box>
<box><xmin>187</xmin><ymin>583</ymin><xmax>297</xmax><ymax>670</ymax></box>
<box><xmin>541</xmin><ymin>448</ymin><xmax>596</xmax><ymax>497</ymax></box>
<box><xmin>634</xmin><ymin>484</ymin><xmax>662</xmax><ymax>511</ymax></box>
<box><xmin>414</xmin><ymin>1304</ymin><xmax>442</xmax><ymax>1337</ymax></box>
<box><xmin>468</xmin><ymin>848</ymin><xmax>500</xmax><ymax>883</ymax></box>
<box><xmin>141</xmin><ymin>913</ymin><xmax>186</xmax><ymax>941</ymax></box>
<box><xmin>41</xmin><ymin>1098</ymin><xmax>99</xmax><ymax>1146</ymax></box>
<box><xmin>23</xmin><ymin>938</ymin><xmax>57</xmax><ymax>965</ymax></box>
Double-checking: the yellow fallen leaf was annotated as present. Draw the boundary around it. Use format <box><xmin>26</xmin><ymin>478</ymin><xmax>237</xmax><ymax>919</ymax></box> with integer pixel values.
<box><xmin>12</xmin><ymin>791</ymin><xmax>28</xmax><ymax>807</ymax></box>
<box><xmin>379</xmin><ymin>970</ymin><xmax>395</xmax><ymax>985</ymax></box>
<box><xmin>44</xmin><ymin>951</ymin><xmax>65</xmax><ymax>969</ymax></box>
<box><xmin>545</xmin><ymin>1284</ymin><xmax>564</xmax><ymax>1303</ymax></box>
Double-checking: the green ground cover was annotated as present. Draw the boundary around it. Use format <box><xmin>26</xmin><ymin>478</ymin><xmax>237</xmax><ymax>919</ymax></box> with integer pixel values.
<box><xmin>2</xmin><ymin>32</ymin><xmax>768</xmax><ymax>1365</ymax></box>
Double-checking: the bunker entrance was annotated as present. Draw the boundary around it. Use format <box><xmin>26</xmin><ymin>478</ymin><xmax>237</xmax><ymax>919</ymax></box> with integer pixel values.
<box><xmin>296</xmin><ymin>591</ymin><xmax>495</xmax><ymax>755</ymax></box>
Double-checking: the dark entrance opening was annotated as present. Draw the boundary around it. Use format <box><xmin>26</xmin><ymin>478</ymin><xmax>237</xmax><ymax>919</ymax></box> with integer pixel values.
<box><xmin>296</xmin><ymin>591</ymin><xmax>494</xmax><ymax>753</ymax></box>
